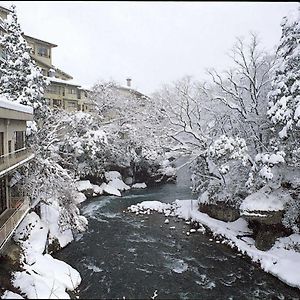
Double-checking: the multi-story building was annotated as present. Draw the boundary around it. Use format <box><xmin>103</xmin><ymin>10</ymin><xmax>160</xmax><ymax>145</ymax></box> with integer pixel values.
<box><xmin>0</xmin><ymin>95</ymin><xmax>34</xmax><ymax>250</ymax></box>
<box><xmin>0</xmin><ymin>5</ymin><xmax>95</xmax><ymax>113</ymax></box>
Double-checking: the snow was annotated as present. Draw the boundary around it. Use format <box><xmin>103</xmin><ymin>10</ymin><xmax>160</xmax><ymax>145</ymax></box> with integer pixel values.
<box><xmin>132</xmin><ymin>182</ymin><xmax>147</xmax><ymax>189</ymax></box>
<box><xmin>103</xmin><ymin>171</ymin><xmax>130</xmax><ymax>193</ymax></box>
<box><xmin>0</xmin><ymin>94</ymin><xmax>33</xmax><ymax>114</ymax></box>
<box><xmin>240</xmin><ymin>187</ymin><xmax>291</xmax><ymax>212</ymax></box>
<box><xmin>104</xmin><ymin>171</ymin><xmax>122</xmax><ymax>181</ymax></box>
<box><xmin>40</xmin><ymin>203</ymin><xmax>73</xmax><ymax>248</ymax></box>
<box><xmin>107</xmin><ymin>178</ymin><xmax>130</xmax><ymax>191</ymax></box>
<box><xmin>75</xmin><ymin>180</ymin><xmax>93</xmax><ymax>192</ymax></box>
<box><xmin>128</xmin><ymin>199</ymin><xmax>300</xmax><ymax>289</ymax></box>
<box><xmin>12</xmin><ymin>211</ymin><xmax>81</xmax><ymax>299</ymax></box>
<box><xmin>100</xmin><ymin>182</ymin><xmax>121</xmax><ymax>197</ymax></box>
<box><xmin>1</xmin><ymin>291</ymin><xmax>24</xmax><ymax>299</ymax></box>
<box><xmin>74</xmin><ymin>192</ymin><xmax>87</xmax><ymax>204</ymax></box>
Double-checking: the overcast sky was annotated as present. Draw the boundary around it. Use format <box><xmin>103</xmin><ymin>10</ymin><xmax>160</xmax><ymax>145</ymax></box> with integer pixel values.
<box><xmin>1</xmin><ymin>1</ymin><xmax>298</xmax><ymax>95</ymax></box>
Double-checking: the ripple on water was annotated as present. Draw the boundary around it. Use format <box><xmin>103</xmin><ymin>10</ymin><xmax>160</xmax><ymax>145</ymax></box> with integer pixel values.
<box><xmin>163</xmin><ymin>254</ymin><xmax>189</xmax><ymax>274</ymax></box>
<box><xmin>195</xmin><ymin>274</ymin><xmax>216</xmax><ymax>290</ymax></box>
<box><xmin>82</xmin><ymin>198</ymin><xmax>111</xmax><ymax>217</ymax></box>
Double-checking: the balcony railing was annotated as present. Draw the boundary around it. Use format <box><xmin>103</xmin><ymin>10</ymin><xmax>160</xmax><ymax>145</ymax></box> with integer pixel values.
<box><xmin>0</xmin><ymin>148</ymin><xmax>34</xmax><ymax>176</ymax></box>
<box><xmin>0</xmin><ymin>197</ymin><xmax>30</xmax><ymax>249</ymax></box>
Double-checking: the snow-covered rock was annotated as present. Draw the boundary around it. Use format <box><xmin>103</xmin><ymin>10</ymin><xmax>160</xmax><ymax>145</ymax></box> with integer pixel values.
<box><xmin>132</xmin><ymin>182</ymin><xmax>147</xmax><ymax>189</ymax></box>
<box><xmin>108</xmin><ymin>178</ymin><xmax>130</xmax><ymax>191</ymax></box>
<box><xmin>100</xmin><ymin>182</ymin><xmax>121</xmax><ymax>197</ymax></box>
<box><xmin>74</xmin><ymin>192</ymin><xmax>87</xmax><ymax>204</ymax></box>
<box><xmin>104</xmin><ymin>171</ymin><xmax>122</xmax><ymax>182</ymax></box>
<box><xmin>75</xmin><ymin>180</ymin><xmax>94</xmax><ymax>196</ymax></box>
<box><xmin>240</xmin><ymin>187</ymin><xmax>292</xmax><ymax>212</ymax></box>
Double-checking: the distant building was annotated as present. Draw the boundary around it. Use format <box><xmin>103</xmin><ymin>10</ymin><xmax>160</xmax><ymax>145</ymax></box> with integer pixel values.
<box><xmin>0</xmin><ymin>96</ymin><xmax>34</xmax><ymax>250</ymax></box>
<box><xmin>0</xmin><ymin>5</ymin><xmax>95</xmax><ymax>113</ymax></box>
<box><xmin>115</xmin><ymin>78</ymin><xmax>149</xmax><ymax>100</ymax></box>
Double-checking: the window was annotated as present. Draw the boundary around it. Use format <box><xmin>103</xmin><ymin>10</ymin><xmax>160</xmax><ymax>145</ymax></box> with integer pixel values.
<box><xmin>53</xmin><ymin>99</ymin><xmax>62</xmax><ymax>108</ymax></box>
<box><xmin>0</xmin><ymin>178</ymin><xmax>7</xmax><ymax>215</ymax></box>
<box><xmin>0</xmin><ymin>132</ymin><xmax>3</xmax><ymax>157</ymax></box>
<box><xmin>46</xmin><ymin>85</ymin><xmax>61</xmax><ymax>95</ymax></box>
<box><xmin>68</xmin><ymin>101</ymin><xmax>76</xmax><ymax>108</ymax></box>
<box><xmin>15</xmin><ymin>131</ymin><xmax>25</xmax><ymax>151</ymax></box>
<box><xmin>8</xmin><ymin>141</ymin><xmax>11</xmax><ymax>154</ymax></box>
<box><xmin>37</xmin><ymin>46</ymin><xmax>49</xmax><ymax>57</ymax></box>
<box><xmin>68</xmin><ymin>87</ymin><xmax>77</xmax><ymax>95</ymax></box>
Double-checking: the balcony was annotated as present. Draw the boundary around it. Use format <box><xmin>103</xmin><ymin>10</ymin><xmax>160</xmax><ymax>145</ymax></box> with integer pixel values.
<box><xmin>0</xmin><ymin>148</ymin><xmax>35</xmax><ymax>177</ymax></box>
<box><xmin>0</xmin><ymin>197</ymin><xmax>30</xmax><ymax>249</ymax></box>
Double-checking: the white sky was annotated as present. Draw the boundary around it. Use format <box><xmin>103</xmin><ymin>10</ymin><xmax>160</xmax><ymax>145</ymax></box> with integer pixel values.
<box><xmin>0</xmin><ymin>1</ymin><xmax>298</xmax><ymax>95</ymax></box>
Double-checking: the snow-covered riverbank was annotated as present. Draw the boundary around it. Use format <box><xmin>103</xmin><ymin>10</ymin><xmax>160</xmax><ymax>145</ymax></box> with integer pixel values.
<box><xmin>2</xmin><ymin>204</ymin><xmax>84</xmax><ymax>299</ymax></box>
<box><xmin>1</xmin><ymin>171</ymin><xmax>149</xmax><ymax>299</ymax></box>
<box><xmin>128</xmin><ymin>199</ymin><xmax>300</xmax><ymax>290</ymax></box>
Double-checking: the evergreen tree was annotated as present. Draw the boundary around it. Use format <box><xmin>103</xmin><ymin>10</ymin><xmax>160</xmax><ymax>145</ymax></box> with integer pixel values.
<box><xmin>267</xmin><ymin>7</ymin><xmax>300</xmax><ymax>164</ymax></box>
<box><xmin>0</xmin><ymin>5</ymin><xmax>46</xmax><ymax>110</ymax></box>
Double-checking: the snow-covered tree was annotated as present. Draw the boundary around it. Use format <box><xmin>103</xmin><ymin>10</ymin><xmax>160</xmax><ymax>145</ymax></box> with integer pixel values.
<box><xmin>267</xmin><ymin>7</ymin><xmax>300</xmax><ymax>165</ymax></box>
<box><xmin>0</xmin><ymin>5</ymin><xmax>46</xmax><ymax>110</ymax></box>
<box><xmin>208</xmin><ymin>33</ymin><xmax>273</xmax><ymax>154</ymax></box>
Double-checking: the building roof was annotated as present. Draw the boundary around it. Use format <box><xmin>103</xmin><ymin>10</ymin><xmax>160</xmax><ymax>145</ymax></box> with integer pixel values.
<box><xmin>24</xmin><ymin>34</ymin><xmax>57</xmax><ymax>48</ymax></box>
<box><xmin>0</xmin><ymin>95</ymin><xmax>33</xmax><ymax>114</ymax></box>
<box><xmin>0</xmin><ymin>5</ymin><xmax>12</xmax><ymax>15</ymax></box>
<box><xmin>47</xmin><ymin>77</ymin><xmax>81</xmax><ymax>87</ymax></box>
<box><xmin>117</xmin><ymin>85</ymin><xmax>149</xmax><ymax>99</ymax></box>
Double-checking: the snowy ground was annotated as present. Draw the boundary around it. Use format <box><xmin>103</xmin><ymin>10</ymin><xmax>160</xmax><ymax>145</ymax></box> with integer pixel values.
<box><xmin>2</xmin><ymin>204</ymin><xmax>82</xmax><ymax>299</ymax></box>
<box><xmin>128</xmin><ymin>199</ymin><xmax>300</xmax><ymax>290</ymax></box>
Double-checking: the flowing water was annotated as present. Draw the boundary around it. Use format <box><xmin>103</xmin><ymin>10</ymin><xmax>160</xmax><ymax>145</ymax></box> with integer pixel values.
<box><xmin>55</xmin><ymin>184</ymin><xmax>300</xmax><ymax>299</ymax></box>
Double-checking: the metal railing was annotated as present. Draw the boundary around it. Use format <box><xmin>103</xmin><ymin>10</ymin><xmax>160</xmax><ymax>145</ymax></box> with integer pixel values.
<box><xmin>0</xmin><ymin>197</ymin><xmax>30</xmax><ymax>248</ymax></box>
<box><xmin>0</xmin><ymin>148</ymin><xmax>34</xmax><ymax>174</ymax></box>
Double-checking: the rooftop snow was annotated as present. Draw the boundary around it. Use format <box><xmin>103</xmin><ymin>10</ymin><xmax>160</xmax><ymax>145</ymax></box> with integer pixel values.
<box><xmin>0</xmin><ymin>95</ymin><xmax>33</xmax><ymax>114</ymax></box>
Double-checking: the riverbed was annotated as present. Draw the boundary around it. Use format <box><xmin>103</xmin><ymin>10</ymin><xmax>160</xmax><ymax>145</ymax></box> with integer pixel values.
<box><xmin>55</xmin><ymin>184</ymin><xmax>300</xmax><ymax>299</ymax></box>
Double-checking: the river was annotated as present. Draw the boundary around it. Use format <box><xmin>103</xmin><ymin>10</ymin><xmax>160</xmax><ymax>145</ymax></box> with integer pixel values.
<box><xmin>55</xmin><ymin>184</ymin><xmax>300</xmax><ymax>299</ymax></box>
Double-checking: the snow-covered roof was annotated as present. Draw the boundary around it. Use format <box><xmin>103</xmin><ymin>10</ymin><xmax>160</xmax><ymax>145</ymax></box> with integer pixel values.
<box><xmin>24</xmin><ymin>34</ymin><xmax>57</xmax><ymax>48</ymax></box>
<box><xmin>47</xmin><ymin>77</ymin><xmax>81</xmax><ymax>87</ymax></box>
<box><xmin>0</xmin><ymin>95</ymin><xmax>33</xmax><ymax>114</ymax></box>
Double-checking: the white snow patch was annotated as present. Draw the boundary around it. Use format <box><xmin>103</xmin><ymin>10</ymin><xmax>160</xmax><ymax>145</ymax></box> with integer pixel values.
<box><xmin>75</xmin><ymin>180</ymin><xmax>93</xmax><ymax>192</ymax></box>
<box><xmin>240</xmin><ymin>187</ymin><xmax>291</xmax><ymax>212</ymax></box>
<box><xmin>1</xmin><ymin>291</ymin><xmax>24</xmax><ymax>299</ymax></box>
<box><xmin>100</xmin><ymin>182</ymin><xmax>121</xmax><ymax>197</ymax></box>
<box><xmin>132</xmin><ymin>182</ymin><xmax>147</xmax><ymax>189</ymax></box>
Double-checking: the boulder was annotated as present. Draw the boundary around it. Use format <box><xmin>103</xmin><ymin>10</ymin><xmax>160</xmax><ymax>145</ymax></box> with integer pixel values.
<box><xmin>199</xmin><ymin>202</ymin><xmax>240</xmax><ymax>222</ymax></box>
<box><xmin>241</xmin><ymin>210</ymin><xmax>284</xmax><ymax>226</ymax></box>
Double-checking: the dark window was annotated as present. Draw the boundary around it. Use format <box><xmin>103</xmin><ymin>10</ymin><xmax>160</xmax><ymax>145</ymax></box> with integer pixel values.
<box><xmin>38</xmin><ymin>46</ymin><xmax>49</xmax><ymax>57</ymax></box>
<box><xmin>0</xmin><ymin>132</ymin><xmax>3</xmax><ymax>156</ymax></box>
<box><xmin>53</xmin><ymin>99</ymin><xmax>62</xmax><ymax>108</ymax></box>
<box><xmin>8</xmin><ymin>141</ymin><xmax>11</xmax><ymax>154</ymax></box>
<box><xmin>0</xmin><ymin>178</ymin><xmax>7</xmax><ymax>215</ymax></box>
<box><xmin>15</xmin><ymin>131</ymin><xmax>25</xmax><ymax>151</ymax></box>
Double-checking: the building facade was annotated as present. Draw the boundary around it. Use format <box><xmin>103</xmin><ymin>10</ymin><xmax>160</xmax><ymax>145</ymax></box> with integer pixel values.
<box><xmin>0</xmin><ymin>6</ymin><xmax>95</xmax><ymax>114</ymax></box>
<box><xmin>0</xmin><ymin>96</ymin><xmax>34</xmax><ymax>250</ymax></box>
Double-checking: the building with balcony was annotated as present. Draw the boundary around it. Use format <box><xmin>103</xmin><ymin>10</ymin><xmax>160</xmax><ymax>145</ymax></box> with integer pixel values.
<box><xmin>0</xmin><ymin>5</ymin><xmax>95</xmax><ymax>114</ymax></box>
<box><xmin>0</xmin><ymin>95</ymin><xmax>34</xmax><ymax>250</ymax></box>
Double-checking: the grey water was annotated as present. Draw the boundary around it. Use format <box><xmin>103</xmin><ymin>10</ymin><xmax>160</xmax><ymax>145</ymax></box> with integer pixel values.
<box><xmin>55</xmin><ymin>184</ymin><xmax>300</xmax><ymax>299</ymax></box>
